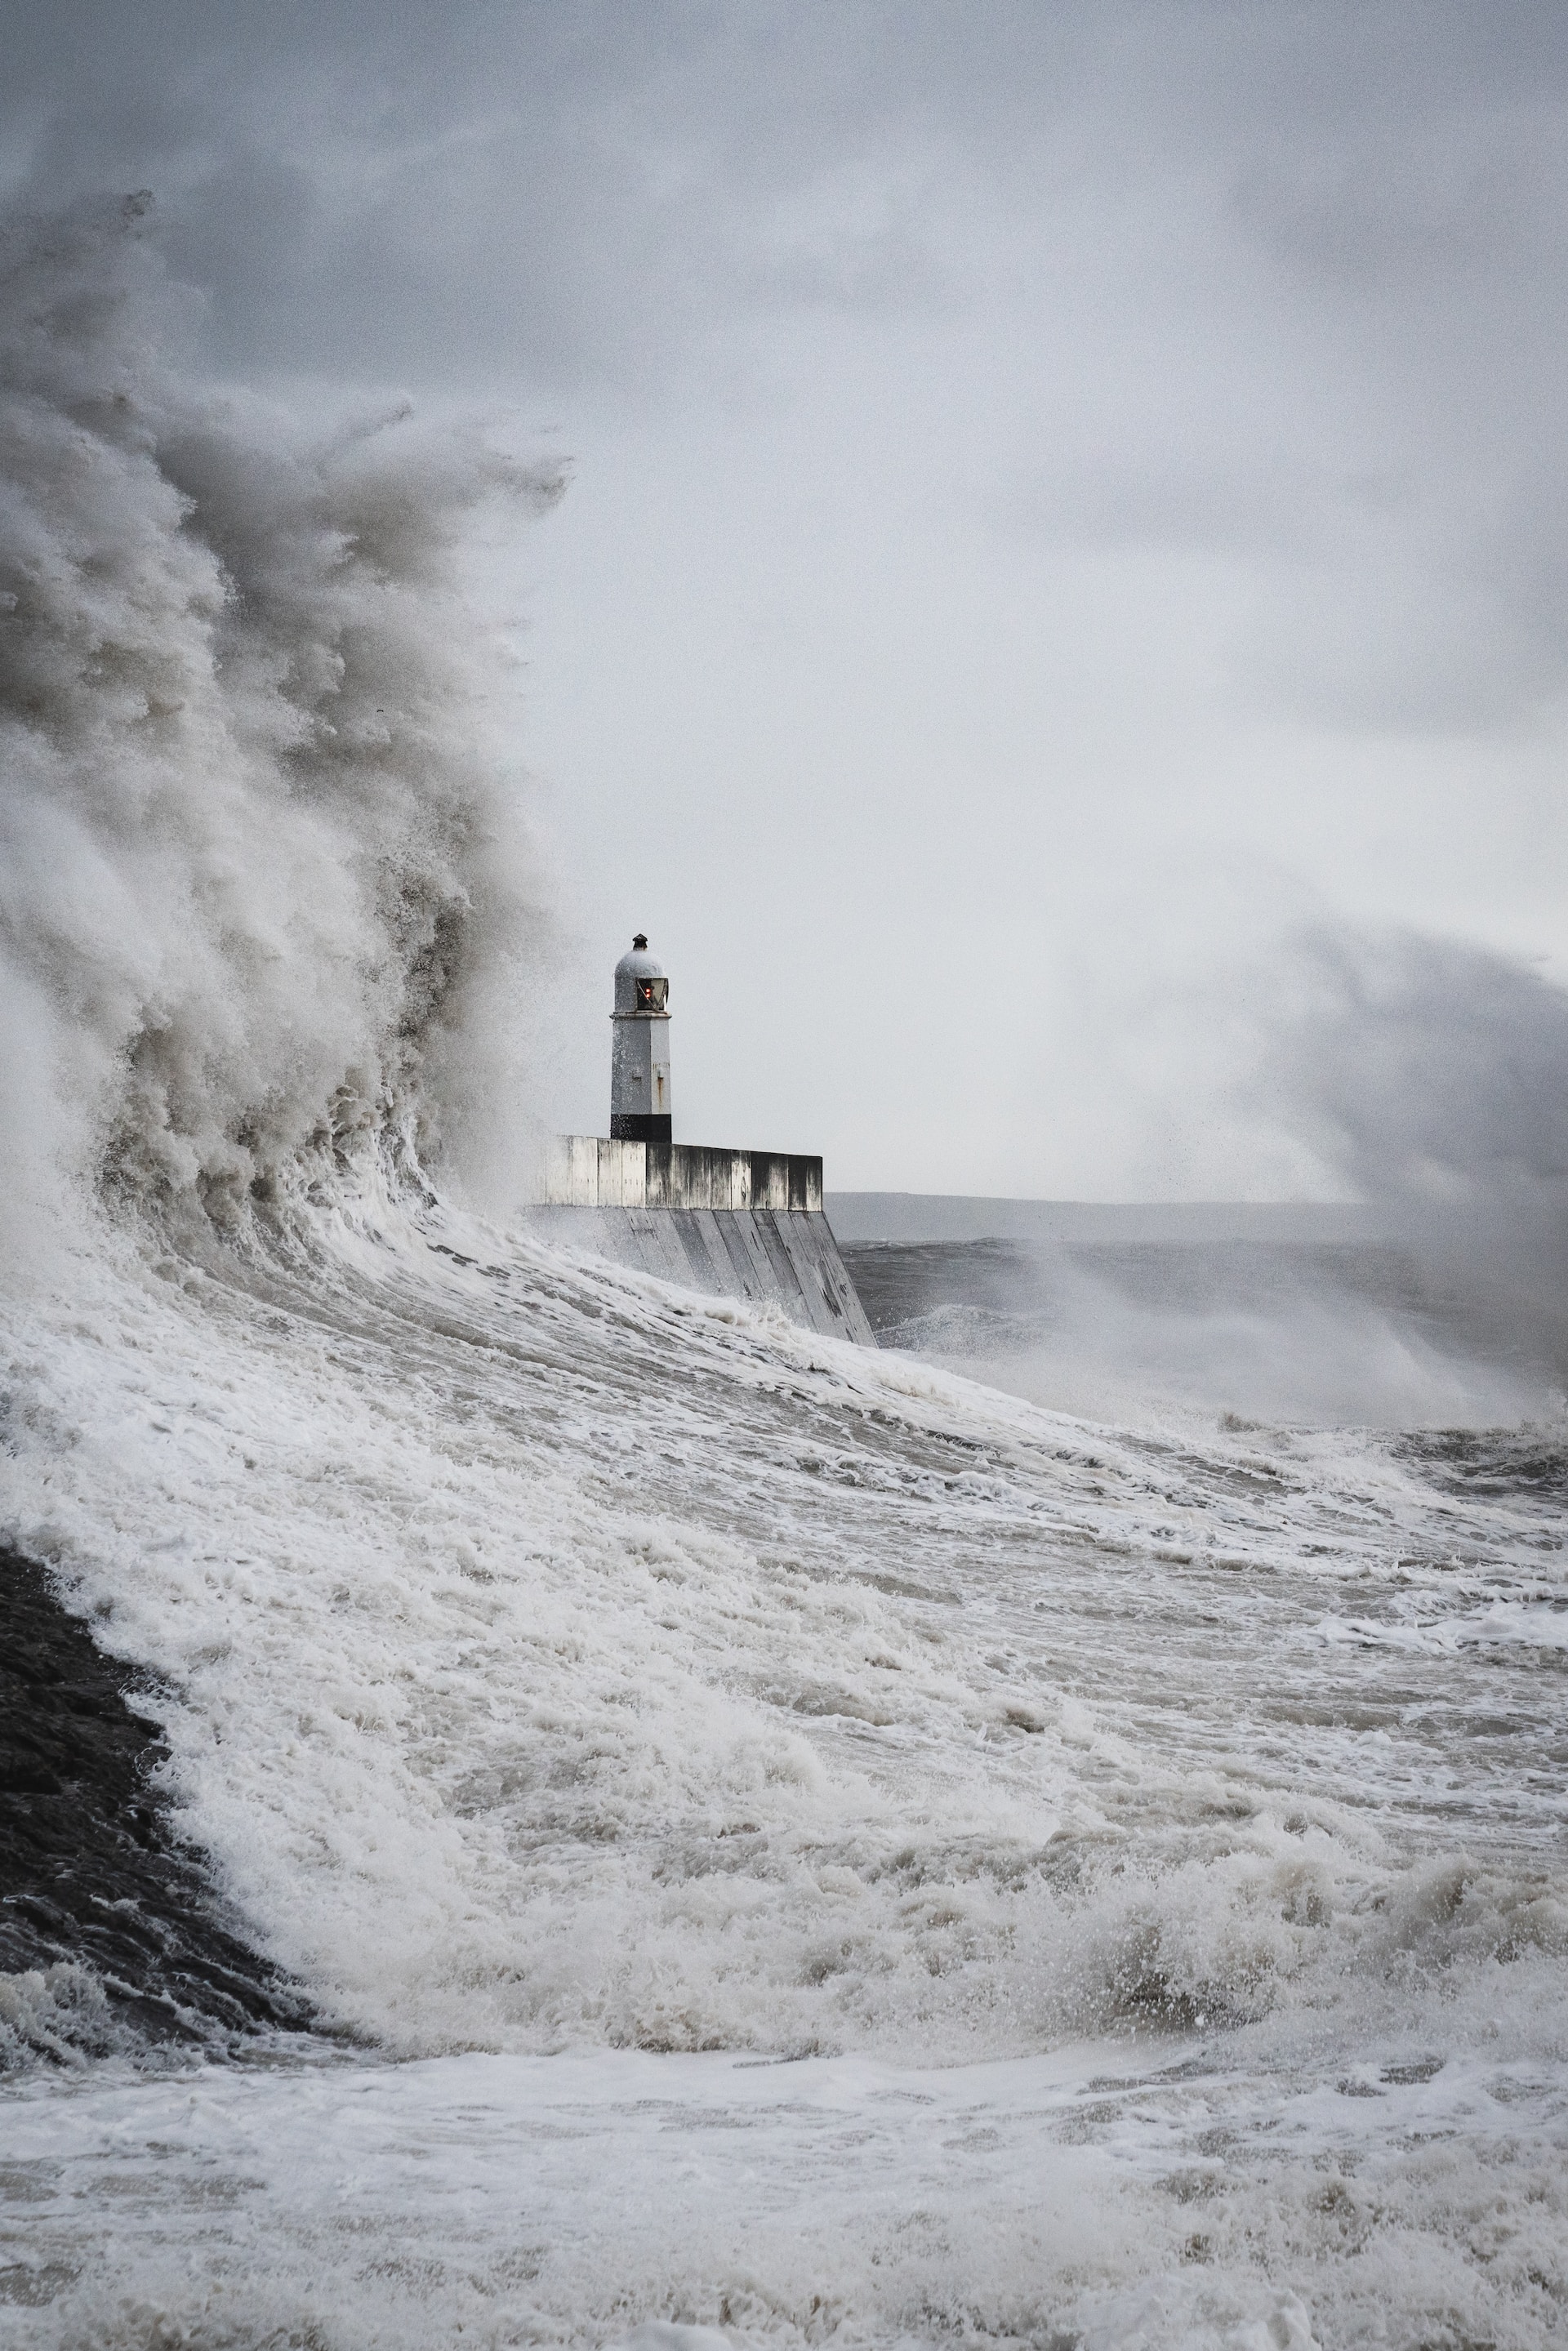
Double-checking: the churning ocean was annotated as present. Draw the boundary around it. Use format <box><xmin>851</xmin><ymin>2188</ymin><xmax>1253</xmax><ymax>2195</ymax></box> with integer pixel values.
<box><xmin>2</xmin><ymin>201</ymin><xmax>1566</xmax><ymax>2351</ymax></box>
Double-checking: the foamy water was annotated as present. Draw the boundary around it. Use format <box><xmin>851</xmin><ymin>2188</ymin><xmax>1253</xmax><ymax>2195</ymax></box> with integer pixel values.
<box><xmin>2</xmin><ymin>199</ymin><xmax>1566</xmax><ymax>2349</ymax></box>
<box><xmin>3</xmin><ymin>1191</ymin><xmax>1566</xmax><ymax>2344</ymax></box>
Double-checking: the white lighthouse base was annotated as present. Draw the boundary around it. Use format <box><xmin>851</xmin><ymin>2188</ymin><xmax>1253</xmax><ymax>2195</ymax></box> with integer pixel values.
<box><xmin>528</xmin><ymin>1138</ymin><xmax>875</xmax><ymax>1347</ymax></box>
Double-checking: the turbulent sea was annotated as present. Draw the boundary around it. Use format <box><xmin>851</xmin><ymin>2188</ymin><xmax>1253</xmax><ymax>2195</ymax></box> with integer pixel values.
<box><xmin>2</xmin><ymin>201</ymin><xmax>1566</xmax><ymax>2350</ymax></box>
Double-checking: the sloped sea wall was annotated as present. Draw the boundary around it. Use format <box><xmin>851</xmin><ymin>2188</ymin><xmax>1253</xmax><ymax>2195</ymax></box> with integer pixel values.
<box><xmin>529</xmin><ymin>1138</ymin><xmax>875</xmax><ymax>1345</ymax></box>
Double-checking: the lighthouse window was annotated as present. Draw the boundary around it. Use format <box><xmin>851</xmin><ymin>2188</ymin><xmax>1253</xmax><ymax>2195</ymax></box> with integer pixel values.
<box><xmin>636</xmin><ymin>977</ymin><xmax>668</xmax><ymax>1011</ymax></box>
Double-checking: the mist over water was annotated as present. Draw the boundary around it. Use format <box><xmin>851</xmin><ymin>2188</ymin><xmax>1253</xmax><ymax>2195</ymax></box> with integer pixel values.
<box><xmin>0</xmin><ymin>207</ymin><xmax>1565</xmax><ymax>2351</ymax></box>
<box><xmin>840</xmin><ymin>924</ymin><xmax>1568</xmax><ymax>1432</ymax></box>
<box><xmin>841</xmin><ymin>1223</ymin><xmax>1566</xmax><ymax>1430</ymax></box>
<box><xmin>1263</xmin><ymin>924</ymin><xmax>1568</xmax><ymax>1375</ymax></box>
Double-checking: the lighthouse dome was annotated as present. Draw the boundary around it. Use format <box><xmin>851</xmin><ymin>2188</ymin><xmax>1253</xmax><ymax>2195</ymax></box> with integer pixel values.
<box><xmin>613</xmin><ymin>935</ymin><xmax>669</xmax><ymax>1016</ymax></box>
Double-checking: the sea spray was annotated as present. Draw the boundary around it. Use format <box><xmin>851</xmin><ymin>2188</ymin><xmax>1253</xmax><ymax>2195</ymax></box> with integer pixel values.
<box><xmin>1258</xmin><ymin>924</ymin><xmax>1568</xmax><ymax>1378</ymax></box>
<box><xmin>0</xmin><ymin>191</ymin><xmax>563</xmax><ymax>1258</ymax></box>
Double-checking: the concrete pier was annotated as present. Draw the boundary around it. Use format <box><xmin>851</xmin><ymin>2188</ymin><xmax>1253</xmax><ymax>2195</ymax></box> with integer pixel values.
<box><xmin>531</xmin><ymin>1137</ymin><xmax>875</xmax><ymax>1346</ymax></box>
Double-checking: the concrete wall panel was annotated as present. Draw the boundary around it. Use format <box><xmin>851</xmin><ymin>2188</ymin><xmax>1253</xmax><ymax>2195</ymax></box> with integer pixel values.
<box><xmin>526</xmin><ymin>1139</ymin><xmax>867</xmax><ymax>1342</ymax></box>
<box><xmin>524</xmin><ymin>1203</ymin><xmax>873</xmax><ymax>1344</ymax></box>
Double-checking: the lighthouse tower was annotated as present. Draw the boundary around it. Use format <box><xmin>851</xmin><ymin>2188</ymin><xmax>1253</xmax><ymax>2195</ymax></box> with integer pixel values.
<box><xmin>610</xmin><ymin>934</ymin><xmax>672</xmax><ymax>1143</ymax></box>
<box><xmin>535</xmin><ymin>929</ymin><xmax>874</xmax><ymax>1343</ymax></box>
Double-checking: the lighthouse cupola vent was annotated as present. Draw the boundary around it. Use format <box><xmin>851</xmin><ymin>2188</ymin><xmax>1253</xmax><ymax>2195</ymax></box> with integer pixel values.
<box><xmin>610</xmin><ymin>935</ymin><xmax>672</xmax><ymax>1142</ymax></box>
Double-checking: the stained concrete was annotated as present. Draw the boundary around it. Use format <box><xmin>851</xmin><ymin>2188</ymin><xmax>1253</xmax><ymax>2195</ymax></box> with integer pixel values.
<box><xmin>528</xmin><ymin>1203</ymin><xmax>875</xmax><ymax>1346</ymax></box>
<box><xmin>532</xmin><ymin>1137</ymin><xmax>874</xmax><ymax>1344</ymax></box>
<box><xmin>541</xmin><ymin>1136</ymin><xmax>824</xmax><ymax>1213</ymax></box>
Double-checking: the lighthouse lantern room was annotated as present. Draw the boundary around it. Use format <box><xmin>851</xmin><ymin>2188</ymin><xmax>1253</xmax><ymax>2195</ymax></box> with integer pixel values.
<box><xmin>610</xmin><ymin>933</ymin><xmax>672</xmax><ymax>1143</ymax></box>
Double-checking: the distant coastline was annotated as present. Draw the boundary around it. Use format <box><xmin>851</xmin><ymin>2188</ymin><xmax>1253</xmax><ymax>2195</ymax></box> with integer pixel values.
<box><xmin>826</xmin><ymin>1194</ymin><xmax>1384</xmax><ymax>1246</ymax></box>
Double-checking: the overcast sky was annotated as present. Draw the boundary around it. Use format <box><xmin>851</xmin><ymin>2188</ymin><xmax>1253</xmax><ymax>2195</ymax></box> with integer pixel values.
<box><xmin>6</xmin><ymin>1</ymin><xmax>1567</xmax><ymax>1196</ymax></box>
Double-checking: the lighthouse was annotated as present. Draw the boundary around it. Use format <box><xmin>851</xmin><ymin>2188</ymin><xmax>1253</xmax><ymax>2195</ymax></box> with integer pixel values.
<box><xmin>534</xmin><ymin>928</ymin><xmax>873</xmax><ymax>1343</ymax></box>
<box><xmin>610</xmin><ymin>934</ymin><xmax>672</xmax><ymax>1143</ymax></box>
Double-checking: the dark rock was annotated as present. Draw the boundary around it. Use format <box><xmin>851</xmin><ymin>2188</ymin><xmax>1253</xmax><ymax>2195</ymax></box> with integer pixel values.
<box><xmin>0</xmin><ymin>1545</ymin><xmax>308</xmax><ymax>2059</ymax></box>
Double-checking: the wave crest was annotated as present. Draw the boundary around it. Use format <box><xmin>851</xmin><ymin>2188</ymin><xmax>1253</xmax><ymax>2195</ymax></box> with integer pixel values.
<box><xmin>0</xmin><ymin>194</ymin><xmax>563</xmax><ymax>1249</ymax></box>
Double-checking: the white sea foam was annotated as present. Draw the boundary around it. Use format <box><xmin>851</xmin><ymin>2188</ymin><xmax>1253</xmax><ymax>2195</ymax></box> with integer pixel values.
<box><xmin>2</xmin><ymin>202</ymin><xmax>1566</xmax><ymax>2347</ymax></box>
<box><xmin>4</xmin><ymin>2038</ymin><xmax>1563</xmax><ymax>2351</ymax></box>
<box><xmin>4</xmin><ymin>1191</ymin><xmax>1566</xmax><ymax>2344</ymax></box>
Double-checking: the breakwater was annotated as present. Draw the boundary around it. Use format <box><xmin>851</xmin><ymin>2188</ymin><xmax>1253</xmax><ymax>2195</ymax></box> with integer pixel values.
<box><xmin>530</xmin><ymin>1137</ymin><xmax>875</xmax><ymax>1344</ymax></box>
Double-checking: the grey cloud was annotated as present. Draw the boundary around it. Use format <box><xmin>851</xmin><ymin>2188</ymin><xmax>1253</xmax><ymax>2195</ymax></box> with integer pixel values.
<box><xmin>5</xmin><ymin>6</ymin><xmax>1568</xmax><ymax>822</ymax></box>
<box><xmin>991</xmin><ymin>456</ymin><xmax>1343</xmax><ymax>562</ymax></box>
<box><xmin>1</xmin><ymin>2</ymin><xmax>982</xmax><ymax>387</ymax></box>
